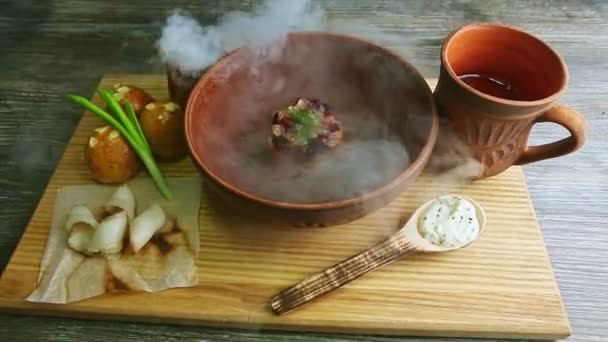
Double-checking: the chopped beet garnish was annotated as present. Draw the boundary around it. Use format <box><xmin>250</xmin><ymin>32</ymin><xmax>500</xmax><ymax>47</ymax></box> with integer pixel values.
<box><xmin>271</xmin><ymin>98</ymin><xmax>342</xmax><ymax>152</ymax></box>
<box><xmin>278</xmin><ymin>116</ymin><xmax>294</xmax><ymax>128</ymax></box>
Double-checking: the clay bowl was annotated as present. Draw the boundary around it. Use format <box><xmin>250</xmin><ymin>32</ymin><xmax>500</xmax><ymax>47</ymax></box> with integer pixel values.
<box><xmin>185</xmin><ymin>32</ymin><xmax>438</xmax><ymax>227</ymax></box>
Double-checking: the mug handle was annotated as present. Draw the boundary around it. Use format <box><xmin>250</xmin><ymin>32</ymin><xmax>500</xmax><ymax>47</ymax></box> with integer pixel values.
<box><xmin>516</xmin><ymin>104</ymin><xmax>587</xmax><ymax>165</ymax></box>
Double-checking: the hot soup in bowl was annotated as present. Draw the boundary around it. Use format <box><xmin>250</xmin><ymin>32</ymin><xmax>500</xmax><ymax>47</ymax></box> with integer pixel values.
<box><xmin>185</xmin><ymin>32</ymin><xmax>438</xmax><ymax>226</ymax></box>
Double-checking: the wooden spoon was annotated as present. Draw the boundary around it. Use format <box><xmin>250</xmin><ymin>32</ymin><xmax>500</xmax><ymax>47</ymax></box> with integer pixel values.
<box><xmin>270</xmin><ymin>194</ymin><xmax>486</xmax><ymax>315</ymax></box>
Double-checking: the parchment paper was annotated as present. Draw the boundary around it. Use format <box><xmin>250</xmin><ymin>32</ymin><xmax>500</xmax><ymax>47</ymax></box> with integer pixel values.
<box><xmin>27</xmin><ymin>177</ymin><xmax>202</xmax><ymax>304</ymax></box>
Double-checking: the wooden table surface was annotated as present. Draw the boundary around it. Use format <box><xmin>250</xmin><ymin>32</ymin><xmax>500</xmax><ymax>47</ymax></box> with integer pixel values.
<box><xmin>0</xmin><ymin>1</ymin><xmax>606</xmax><ymax>341</ymax></box>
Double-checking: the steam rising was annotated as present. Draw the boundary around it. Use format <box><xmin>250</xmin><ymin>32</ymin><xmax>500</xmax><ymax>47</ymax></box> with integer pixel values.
<box><xmin>250</xmin><ymin>141</ymin><xmax>409</xmax><ymax>203</ymax></box>
<box><xmin>218</xmin><ymin>0</ymin><xmax>325</xmax><ymax>50</ymax></box>
<box><xmin>158</xmin><ymin>13</ymin><xmax>222</xmax><ymax>75</ymax></box>
<box><xmin>427</xmin><ymin>119</ymin><xmax>485</xmax><ymax>181</ymax></box>
<box><xmin>158</xmin><ymin>0</ymin><xmax>325</xmax><ymax>75</ymax></box>
<box><xmin>232</xmin><ymin>113</ymin><xmax>411</xmax><ymax>203</ymax></box>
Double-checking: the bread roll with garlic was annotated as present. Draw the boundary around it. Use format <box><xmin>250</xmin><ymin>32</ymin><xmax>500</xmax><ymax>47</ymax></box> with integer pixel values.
<box><xmin>140</xmin><ymin>101</ymin><xmax>187</xmax><ymax>161</ymax></box>
<box><xmin>85</xmin><ymin>126</ymin><xmax>140</xmax><ymax>184</ymax></box>
<box><xmin>112</xmin><ymin>83</ymin><xmax>154</xmax><ymax>117</ymax></box>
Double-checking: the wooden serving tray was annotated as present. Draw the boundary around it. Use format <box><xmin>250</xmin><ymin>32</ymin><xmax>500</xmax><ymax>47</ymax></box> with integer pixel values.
<box><xmin>0</xmin><ymin>75</ymin><xmax>570</xmax><ymax>339</ymax></box>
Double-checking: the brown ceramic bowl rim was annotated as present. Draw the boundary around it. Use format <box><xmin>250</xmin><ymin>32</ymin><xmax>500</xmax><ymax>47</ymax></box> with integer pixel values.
<box><xmin>441</xmin><ymin>22</ymin><xmax>569</xmax><ymax>107</ymax></box>
<box><xmin>186</xmin><ymin>31</ymin><xmax>438</xmax><ymax>210</ymax></box>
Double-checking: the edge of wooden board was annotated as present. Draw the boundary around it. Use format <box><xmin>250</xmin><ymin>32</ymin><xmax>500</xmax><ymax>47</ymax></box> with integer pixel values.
<box><xmin>0</xmin><ymin>297</ymin><xmax>571</xmax><ymax>340</ymax></box>
<box><xmin>517</xmin><ymin>170</ymin><xmax>572</xmax><ymax>338</ymax></box>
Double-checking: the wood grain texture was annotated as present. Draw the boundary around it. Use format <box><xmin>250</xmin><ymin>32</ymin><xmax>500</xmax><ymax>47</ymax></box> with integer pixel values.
<box><xmin>0</xmin><ymin>1</ymin><xmax>606</xmax><ymax>341</ymax></box>
<box><xmin>0</xmin><ymin>75</ymin><xmax>569</xmax><ymax>340</ymax></box>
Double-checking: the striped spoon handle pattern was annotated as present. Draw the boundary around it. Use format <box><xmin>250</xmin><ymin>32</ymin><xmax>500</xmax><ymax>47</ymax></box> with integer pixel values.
<box><xmin>271</xmin><ymin>233</ymin><xmax>418</xmax><ymax>315</ymax></box>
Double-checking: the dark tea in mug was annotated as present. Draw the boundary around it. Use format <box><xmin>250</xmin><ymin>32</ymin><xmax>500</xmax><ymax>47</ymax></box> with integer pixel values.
<box><xmin>458</xmin><ymin>73</ymin><xmax>520</xmax><ymax>101</ymax></box>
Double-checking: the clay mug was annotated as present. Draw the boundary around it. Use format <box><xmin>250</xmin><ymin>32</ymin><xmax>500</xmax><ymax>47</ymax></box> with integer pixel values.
<box><xmin>434</xmin><ymin>23</ymin><xmax>587</xmax><ymax>178</ymax></box>
<box><xmin>167</xmin><ymin>51</ymin><xmax>233</xmax><ymax>109</ymax></box>
<box><xmin>167</xmin><ymin>64</ymin><xmax>201</xmax><ymax>109</ymax></box>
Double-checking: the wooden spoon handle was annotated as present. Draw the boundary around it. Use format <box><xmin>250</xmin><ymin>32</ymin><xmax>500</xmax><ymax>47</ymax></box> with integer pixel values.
<box><xmin>270</xmin><ymin>234</ymin><xmax>418</xmax><ymax>315</ymax></box>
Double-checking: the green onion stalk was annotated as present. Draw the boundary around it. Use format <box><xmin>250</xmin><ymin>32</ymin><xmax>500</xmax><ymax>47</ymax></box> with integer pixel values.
<box><xmin>68</xmin><ymin>91</ymin><xmax>173</xmax><ymax>200</ymax></box>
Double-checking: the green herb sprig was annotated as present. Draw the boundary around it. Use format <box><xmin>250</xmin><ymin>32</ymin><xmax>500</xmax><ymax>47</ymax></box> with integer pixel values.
<box><xmin>68</xmin><ymin>90</ymin><xmax>173</xmax><ymax>200</ymax></box>
<box><xmin>288</xmin><ymin>107</ymin><xmax>321</xmax><ymax>142</ymax></box>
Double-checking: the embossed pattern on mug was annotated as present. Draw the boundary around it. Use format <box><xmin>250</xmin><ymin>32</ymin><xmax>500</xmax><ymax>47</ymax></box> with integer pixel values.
<box><xmin>458</xmin><ymin>114</ymin><xmax>535</xmax><ymax>175</ymax></box>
